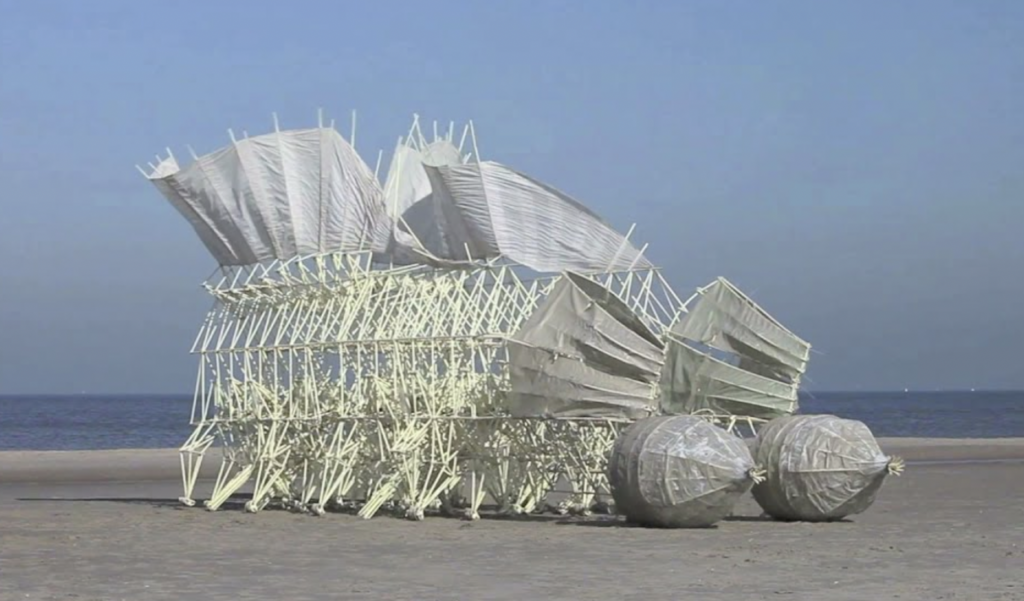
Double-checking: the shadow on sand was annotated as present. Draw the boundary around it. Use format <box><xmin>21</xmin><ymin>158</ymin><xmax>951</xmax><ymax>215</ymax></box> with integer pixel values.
<box><xmin>15</xmin><ymin>493</ymin><xmax>253</xmax><ymax>511</ymax></box>
<box><xmin>13</xmin><ymin>497</ymin><xmax>852</xmax><ymax>525</ymax></box>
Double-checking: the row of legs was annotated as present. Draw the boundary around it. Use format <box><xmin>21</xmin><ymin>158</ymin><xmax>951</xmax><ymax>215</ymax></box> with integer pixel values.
<box><xmin>177</xmin><ymin>417</ymin><xmax>628</xmax><ymax>520</ymax></box>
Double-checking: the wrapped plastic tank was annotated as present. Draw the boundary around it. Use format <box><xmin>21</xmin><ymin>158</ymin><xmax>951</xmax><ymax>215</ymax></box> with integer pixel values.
<box><xmin>752</xmin><ymin>414</ymin><xmax>904</xmax><ymax>522</ymax></box>
<box><xmin>608</xmin><ymin>415</ymin><xmax>762</xmax><ymax>528</ymax></box>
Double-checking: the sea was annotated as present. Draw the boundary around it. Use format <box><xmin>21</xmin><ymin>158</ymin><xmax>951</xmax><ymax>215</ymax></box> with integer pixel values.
<box><xmin>0</xmin><ymin>391</ymin><xmax>1022</xmax><ymax>452</ymax></box>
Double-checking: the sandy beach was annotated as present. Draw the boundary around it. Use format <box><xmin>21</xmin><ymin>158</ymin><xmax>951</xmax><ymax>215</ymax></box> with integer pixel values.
<box><xmin>1</xmin><ymin>438</ymin><xmax>1022</xmax><ymax>601</ymax></box>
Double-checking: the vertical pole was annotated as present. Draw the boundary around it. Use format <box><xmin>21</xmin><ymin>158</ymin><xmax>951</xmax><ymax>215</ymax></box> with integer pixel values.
<box><xmin>351</xmin><ymin>109</ymin><xmax>357</xmax><ymax>149</ymax></box>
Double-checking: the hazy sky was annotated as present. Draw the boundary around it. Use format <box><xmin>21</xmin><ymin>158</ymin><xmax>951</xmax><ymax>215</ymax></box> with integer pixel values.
<box><xmin>1</xmin><ymin>1</ymin><xmax>1021</xmax><ymax>394</ymax></box>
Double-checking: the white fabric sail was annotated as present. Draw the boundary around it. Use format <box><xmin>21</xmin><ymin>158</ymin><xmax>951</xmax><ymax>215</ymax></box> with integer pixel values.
<box><xmin>382</xmin><ymin>144</ymin><xmax>432</xmax><ymax>219</ymax></box>
<box><xmin>145</xmin><ymin>127</ymin><xmax>388</xmax><ymax>266</ymax></box>
<box><xmin>671</xmin><ymin>278</ymin><xmax>810</xmax><ymax>383</ymax></box>
<box><xmin>507</xmin><ymin>272</ymin><xmax>664</xmax><ymax>418</ymax></box>
<box><xmin>379</xmin><ymin>159</ymin><xmax>650</xmax><ymax>273</ymax></box>
<box><xmin>660</xmin><ymin>277</ymin><xmax>810</xmax><ymax>419</ymax></box>
<box><xmin>374</xmin><ymin>138</ymin><xmax>474</xmax><ymax>264</ymax></box>
<box><xmin>432</xmin><ymin>161</ymin><xmax>651</xmax><ymax>273</ymax></box>
<box><xmin>660</xmin><ymin>338</ymin><xmax>799</xmax><ymax>419</ymax></box>
<box><xmin>381</xmin><ymin>139</ymin><xmax>465</xmax><ymax>220</ymax></box>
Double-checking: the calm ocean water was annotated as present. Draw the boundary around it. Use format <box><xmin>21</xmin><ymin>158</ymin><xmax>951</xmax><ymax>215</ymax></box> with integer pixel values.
<box><xmin>0</xmin><ymin>391</ymin><xmax>1022</xmax><ymax>451</ymax></box>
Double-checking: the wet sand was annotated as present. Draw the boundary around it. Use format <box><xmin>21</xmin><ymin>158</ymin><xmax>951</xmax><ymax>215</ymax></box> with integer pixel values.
<box><xmin>1</xmin><ymin>438</ymin><xmax>1022</xmax><ymax>600</ymax></box>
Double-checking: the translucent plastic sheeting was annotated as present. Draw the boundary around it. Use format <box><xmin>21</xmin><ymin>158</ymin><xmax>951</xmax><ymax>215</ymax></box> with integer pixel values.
<box><xmin>382</xmin><ymin>160</ymin><xmax>650</xmax><ymax>274</ymax></box>
<box><xmin>608</xmin><ymin>415</ymin><xmax>758</xmax><ymax>528</ymax></box>
<box><xmin>672</xmin><ymin>278</ymin><xmax>810</xmax><ymax>384</ymax></box>
<box><xmin>659</xmin><ymin>337</ymin><xmax>799</xmax><ymax>420</ymax></box>
<box><xmin>381</xmin><ymin>139</ymin><xmax>465</xmax><ymax>220</ymax></box>
<box><xmin>145</xmin><ymin>128</ymin><xmax>388</xmax><ymax>267</ymax></box>
<box><xmin>507</xmin><ymin>273</ymin><xmax>663</xmax><ymax>418</ymax></box>
<box><xmin>146</xmin><ymin>123</ymin><xmax>645</xmax><ymax>275</ymax></box>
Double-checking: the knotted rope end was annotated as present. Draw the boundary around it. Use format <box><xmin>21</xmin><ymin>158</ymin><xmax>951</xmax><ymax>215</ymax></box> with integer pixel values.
<box><xmin>748</xmin><ymin>466</ymin><xmax>767</xmax><ymax>484</ymax></box>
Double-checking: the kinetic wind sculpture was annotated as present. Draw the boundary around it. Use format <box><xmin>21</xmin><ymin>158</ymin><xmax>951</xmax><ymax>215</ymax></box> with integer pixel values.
<box><xmin>140</xmin><ymin>110</ymin><xmax>811</xmax><ymax>520</ymax></box>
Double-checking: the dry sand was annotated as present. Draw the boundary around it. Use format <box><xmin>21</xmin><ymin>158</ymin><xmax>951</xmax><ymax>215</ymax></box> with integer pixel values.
<box><xmin>1</xmin><ymin>439</ymin><xmax>1022</xmax><ymax>600</ymax></box>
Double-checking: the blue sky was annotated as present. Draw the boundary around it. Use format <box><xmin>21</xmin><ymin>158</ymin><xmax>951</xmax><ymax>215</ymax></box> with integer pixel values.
<box><xmin>1</xmin><ymin>0</ymin><xmax>1022</xmax><ymax>393</ymax></box>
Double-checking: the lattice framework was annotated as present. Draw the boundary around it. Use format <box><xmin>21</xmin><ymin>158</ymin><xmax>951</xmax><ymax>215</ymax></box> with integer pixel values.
<box><xmin>176</xmin><ymin>251</ymin><xmax>695</xmax><ymax>519</ymax></box>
